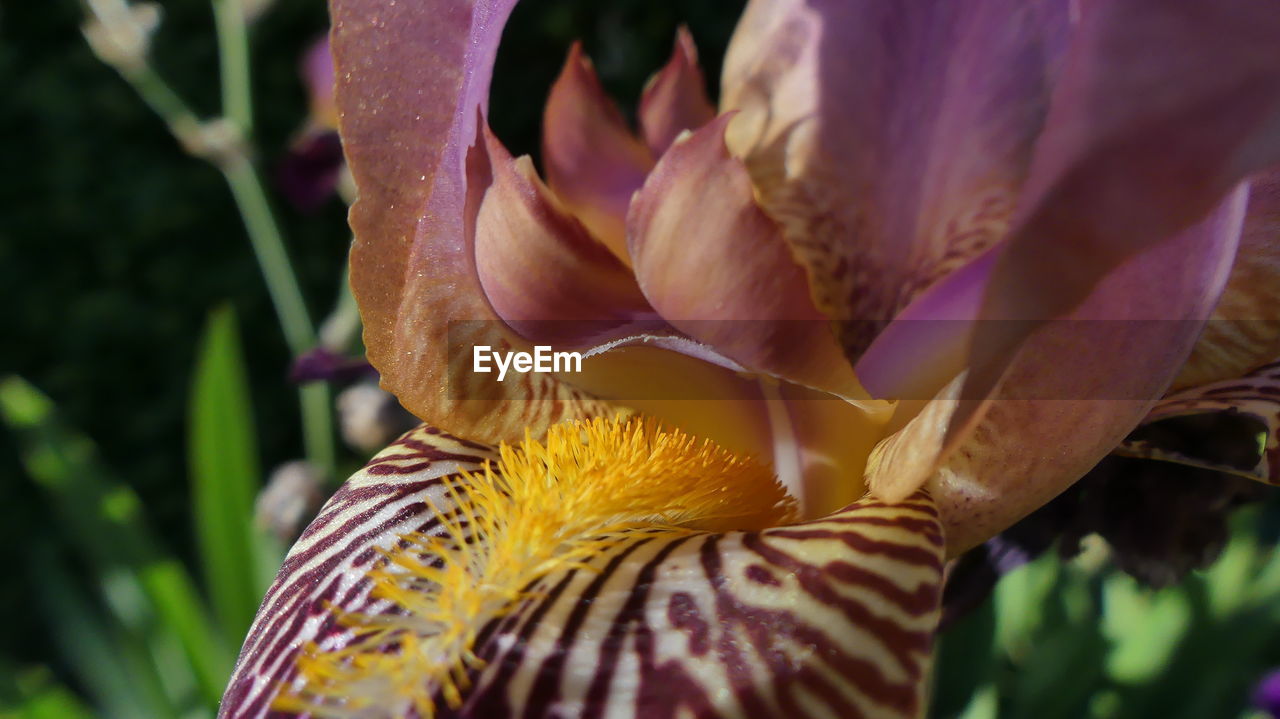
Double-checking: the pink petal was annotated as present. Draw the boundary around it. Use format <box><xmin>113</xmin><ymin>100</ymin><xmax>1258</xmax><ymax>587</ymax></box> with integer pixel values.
<box><xmin>1175</xmin><ymin>168</ymin><xmax>1280</xmax><ymax>390</ymax></box>
<box><xmin>333</xmin><ymin>0</ymin><xmax>608</xmax><ymax>441</ymax></box>
<box><xmin>855</xmin><ymin>250</ymin><xmax>996</xmax><ymax>400</ymax></box>
<box><xmin>959</xmin><ymin>0</ymin><xmax>1280</xmax><ymax>442</ymax></box>
<box><xmin>474</xmin><ymin>126</ymin><xmax>660</xmax><ymax>345</ymax></box>
<box><xmin>720</xmin><ymin>0</ymin><xmax>1071</xmax><ymax>357</ymax></box>
<box><xmin>932</xmin><ymin>187</ymin><xmax>1250</xmax><ymax>554</ymax></box>
<box><xmin>865</xmin><ymin>186</ymin><xmax>1248</xmax><ymax>549</ymax></box>
<box><xmin>638</xmin><ymin>27</ymin><xmax>716</xmax><ymax>157</ymax></box>
<box><xmin>627</xmin><ymin>116</ymin><xmax>873</xmax><ymax>402</ymax></box>
<box><xmin>542</xmin><ymin>43</ymin><xmax>653</xmax><ymax>260</ymax></box>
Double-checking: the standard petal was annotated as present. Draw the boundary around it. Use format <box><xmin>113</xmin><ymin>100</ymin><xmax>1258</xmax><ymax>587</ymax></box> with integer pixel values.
<box><xmin>627</xmin><ymin>117</ymin><xmax>874</xmax><ymax>403</ymax></box>
<box><xmin>333</xmin><ymin>0</ymin><xmax>609</xmax><ymax>441</ymax></box>
<box><xmin>221</xmin><ymin>421</ymin><xmax>944</xmax><ymax>719</ymax></box>
<box><xmin>1174</xmin><ymin>169</ymin><xmax>1280</xmax><ymax>390</ymax></box>
<box><xmin>474</xmin><ymin>126</ymin><xmax>659</xmax><ymax>345</ymax></box>
<box><xmin>855</xmin><ymin>251</ymin><xmax>996</xmax><ymax>401</ymax></box>
<box><xmin>720</xmin><ymin>0</ymin><xmax>1070</xmax><ymax>357</ymax></box>
<box><xmin>638</xmin><ymin>27</ymin><xmax>716</xmax><ymax>157</ymax></box>
<box><xmin>871</xmin><ymin>188</ymin><xmax>1250</xmax><ymax>554</ymax></box>
<box><xmin>960</xmin><ymin>0</ymin><xmax>1280</xmax><ymax>433</ymax></box>
<box><xmin>542</xmin><ymin>43</ymin><xmax>654</xmax><ymax>259</ymax></box>
<box><xmin>1117</xmin><ymin>360</ymin><xmax>1280</xmax><ymax>487</ymax></box>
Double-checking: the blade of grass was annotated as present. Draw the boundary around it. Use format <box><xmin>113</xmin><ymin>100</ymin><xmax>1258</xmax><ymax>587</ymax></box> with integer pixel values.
<box><xmin>30</xmin><ymin>545</ymin><xmax>178</xmax><ymax>719</ymax></box>
<box><xmin>0</xmin><ymin>376</ymin><xmax>232</xmax><ymax>708</ymax></box>
<box><xmin>189</xmin><ymin>305</ymin><xmax>271</xmax><ymax>643</ymax></box>
<box><xmin>1</xmin><ymin>664</ymin><xmax>96</xmax><ymax>719</ymax></box>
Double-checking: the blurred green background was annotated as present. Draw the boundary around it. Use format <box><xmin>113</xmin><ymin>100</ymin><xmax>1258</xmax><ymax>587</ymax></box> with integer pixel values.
<box><xmin>3</xmin><ymin>1</ymin><xmax>1279</xmax><ymax>717</ymax></box>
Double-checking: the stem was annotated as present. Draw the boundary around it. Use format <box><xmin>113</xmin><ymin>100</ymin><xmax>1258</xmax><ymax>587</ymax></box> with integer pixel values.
<box><xmin>86</xmin><ymin>2</ymin><xmax>339</xmax><ymax>479</ymax></box>
<box><xmin>220</xmin><ymin>159</ymin><xmax>314</xmax><ymax>355</ymax></box>
<box><xmin>208</xmin><ymin>0</ymin><xmax>336</xmax><ymax>479</ymax></box>
<box><xmin>220</xmin><ymin>157</ymin><xmax>336</xmax><ymax>475</ymax></box>
<box><xmin>210</xmin><ymin>0</ymin><xmax>253</xmax><ymax>136</ymax></box>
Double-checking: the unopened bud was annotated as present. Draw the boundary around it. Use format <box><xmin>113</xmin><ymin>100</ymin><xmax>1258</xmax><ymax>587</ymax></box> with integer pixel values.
<box><xmin>177</xmin><ymin>117</ymin><xmax>247</xmax><ymax>167</ymax></box>
<box><xmin>82</xmin><ymin>0</ymin><xmax>161</xmax><ymax>73</ymax></box>
<box><xmin>255</xmin><ymin>460</ymin><xmax>325</xmax><ymax>542</ymax></box>
<box><xmin>336</xmin><ymin>381</ymin><xmax>418</xmax><ymax>453</ymax></box>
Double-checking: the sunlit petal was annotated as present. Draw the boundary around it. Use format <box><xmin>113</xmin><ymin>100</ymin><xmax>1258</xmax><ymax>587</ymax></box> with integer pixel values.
<box><xmin>628</xmin><ymin>117</ymin><xmax>873</xmax><ymax>403</ymax></box>
<box><xmin>961</xmin><ymin>0</ymin><xmax>1280</xmax><ymax>430</ymax></box>
<box><xmin>880</xmin><ymin>187</ymin><xmax>1250</xmax><ymax>554</ymax></box>
<box><xmin>1175</xmin><ymin>169</ymin><xmax>1280</xmax><ymax>389</ymax></box>
<box><xmin>333</xmin><ymin>0</ymin><xmax>609</xmax><ymax>441</ymax></box>
<box><xmin>638</xmin><ymin>27</ymin><xmax>716</xmax><ymax>157</ymax></box>
<box><xmin>220</xmin><ymin>423</ymin><xmax>943</xmax><ymax>719</ymax></box>
<box><xmin>543</xmin><ymin>43</ymin><xmax>654</xmax><ymax>260</ymax></box>
<box><xmin>474</xmin><ymin>126</ymin><xmax>659</xmax><ymax>345</ymax></box>
<box><xmin>721</xmin><ymin>0</ymin><xmax>1068</xmax><ymax>356</ymax></box>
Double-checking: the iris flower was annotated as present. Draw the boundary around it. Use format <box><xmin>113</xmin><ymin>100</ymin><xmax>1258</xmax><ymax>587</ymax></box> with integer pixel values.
<box><xmin>221</xmin><ymin>1</ymin><xmax>1280</xmax><ymax>717</ymax></box>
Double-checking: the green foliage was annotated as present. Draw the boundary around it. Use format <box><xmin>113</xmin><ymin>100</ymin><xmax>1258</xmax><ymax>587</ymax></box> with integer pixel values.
<box><xmin>0</xmin><ymin>377</ymin><xmax>234</xmax><ymax>715</ymax></box>
<box><xmin>932</xmin><ymin>507</ymin><xmax>1280</xmax><ymax>719</ymax></box>
<box><xmin>189</xmin><ymin>306</ymin><xmax>284</xmax><ymax>643</ymax></box>
<box><xmin>0</xmin><ymin>309</ymin><xmax>286</xmax><ymax>716</ymax></box>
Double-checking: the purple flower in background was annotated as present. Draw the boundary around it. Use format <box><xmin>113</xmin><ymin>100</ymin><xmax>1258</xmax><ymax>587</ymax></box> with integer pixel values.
<box><xmin>288</xmin><ymin>346</ymin><xmax>375</xmax><ymax>385</ymax></box>
<box><xmin>276</xmin><ymin>130</ymin><xmax>343</xmax><ymax>212</ymax></box>
<box><xmin>299</xmin><ymin>34</ymin><xmax>336</xmax><ymax>130</ymax></box>
<box><xmin>1255</xmin><ymin>669</ymin><xmax>1280</xmax><ymax>718</ymax></box>
<box><xmin>276</xmin><ymin>35</ymin><xmax>345</xmax><ymax>212</ymax></box>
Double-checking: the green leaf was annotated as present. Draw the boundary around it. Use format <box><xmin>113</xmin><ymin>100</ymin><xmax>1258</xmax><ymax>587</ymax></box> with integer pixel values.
<box><xmin>1</xmin><ymin>664</ymin><xmax>95</xmax><ymax>719</ymax></box>
<box><xmin>29</xmin><ymin>545</ymin><xmax>179</xmax><ymax>719</ymax></box>
<box><xmin>189</xmin><ymin>305</ymin><xmax>275</xmax><ymax>644</ymax></box>
<box><xmin>932</xmin><ymin>597</ymin><xmax>997</xmax><ymax>717</ymax></box>
<box><xmin>0</xmin><ymin>376</ymin><xmax>233</xmax><ymax>709</ymax></box>
<box><xmin>1102</xmin><ymin>575</ymin><xmax>1191</xmax><ymax>685</ymax></box>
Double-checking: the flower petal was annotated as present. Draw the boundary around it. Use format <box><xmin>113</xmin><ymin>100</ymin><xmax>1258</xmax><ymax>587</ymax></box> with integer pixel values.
<box><xmin>638</xmin><ymin>27</ymin><xmax>716</xmax><ymax>157</ymax></box>
<box><xmin>474</xmin><ymin>126</ymin><xmax>660</xmax><ymax>345</ymax></box>
<box><xmin>959</xmin><ymin>0</ymin><xmax>1280</xmax><ymax>436</ymax></box>
<box><xmin>571</xmin><ymin>344</ymin><xmax>891</xmax><ymax>519</ymax></box>
<box><xmin>220</xmin><ymin>424</ymin><xmax>944</xmax><ymax>719</ymax></box>
<box><xmin>855</xmin><ymin>251</ymin><xmax>996</xmax><ymax>401</ymax></box>
<box><xmin>1117</xmin><ymin>359</ymin><xmax>1280</xmax><ymax>487</ymax></box>
<box><xmin>627</xmin><ymin>116</ymin><xmax>873</xmax><ymax>403</ymax></box>
<box><xmin>1174</xmin><ymin>169</ymin><xmax>1280</xmax><ymax>390</ymax></box>
<box><xmin>444</xmin><ymin>493</ymin><xmax>942</xmax><ymax>719</ymax></box>
<box><xmin>333</xmin><ymin>0</ymin><xmax>609</xmax><ymax>441</ymax></box>
<box><xmin>219</xmin><ymin>427</ymin><xmax>498</xmax><ymax>718</ymax></box>
<box><xmin>542</xmin><ymin>43</ymin><xmax>654</xmax><ymax>260</ymax></box>
<box><xmin>301</xmin><ymin>35</ymin><xmax>337</xmax><ymax>130</ymax></box>
<box><xmin>871</xmin><ymin>187</ymin><xmax>1250</xmax><ymax>554</ymax></box>
<box><xmin>720</xmin><ymin>0</ymin><xmax>1069</xmax><ymax>356</ymax></box>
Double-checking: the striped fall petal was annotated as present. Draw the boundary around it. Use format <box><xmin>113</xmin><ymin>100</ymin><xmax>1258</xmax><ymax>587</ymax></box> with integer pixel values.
<box><xmin>219</xmin><ymin>419</ymin><xmax>944</xmax><ymax>719</ymax></box>
<box><xmin>1118</xmin><ymin>359</ymin><xmax>1280</xmax><ymax>486</ymax></box>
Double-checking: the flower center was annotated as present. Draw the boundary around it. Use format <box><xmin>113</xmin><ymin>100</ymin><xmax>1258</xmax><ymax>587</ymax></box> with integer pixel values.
<box><xmin>275</xmin><ymin>416</ymin><xmax>795</xmax><ymax>717</ymax></box>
